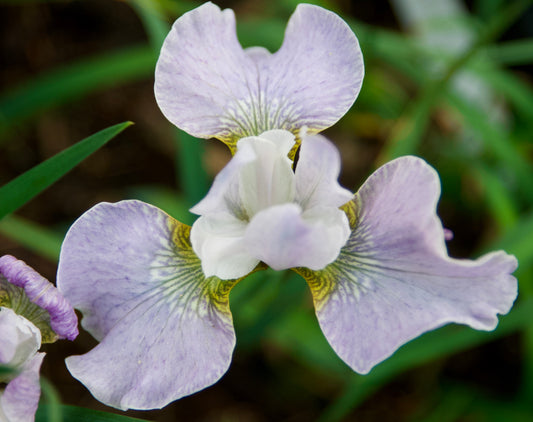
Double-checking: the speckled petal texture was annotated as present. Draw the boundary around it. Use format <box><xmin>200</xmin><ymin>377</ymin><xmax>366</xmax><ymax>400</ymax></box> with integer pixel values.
<box><xmin>57</xmin><ymin>200</ymin><xmax>238</xmax><ymax>410</ymax></box>
<box><xmin>155</xmin><ymin>2</ymin><xmax>363</xmax><ymax>147</ymax></box>
<box><xmin>297</xmin><ymin>156</ymin><xmax>518</xmax><ymax>374</ymax></box>
<box><xmin>0</xmin><ymin>255</ymin><xmax>78</xmax><ymax>341</ymax></box>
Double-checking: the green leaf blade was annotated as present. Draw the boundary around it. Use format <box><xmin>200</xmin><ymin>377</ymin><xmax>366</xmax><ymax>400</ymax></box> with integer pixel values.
<box><xmin>0</xmin><ymin>122</ymin><xmax>133</xmax><ymax>220</ymax></box>
<box><xmin>0</xmin><ymin>46</ymin><xmax>154</xmax><ymax>139</ymax></box>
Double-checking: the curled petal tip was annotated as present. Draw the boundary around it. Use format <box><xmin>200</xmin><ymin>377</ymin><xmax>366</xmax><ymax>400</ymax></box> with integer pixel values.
<box><xmin>0</xmin><ymin>254</ymin><xmax>78</xmax><ymax>341</ymax></box>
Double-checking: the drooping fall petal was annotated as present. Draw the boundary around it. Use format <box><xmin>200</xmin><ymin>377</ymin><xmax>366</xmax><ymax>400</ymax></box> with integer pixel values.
<box><xmin>296</xmin><ymin>156</ymin><xmax>518</xmax><ymax>374</ymax></box>
<box><xmin>58</xmin><ymin>201</ymin><xmax>240</xmax><ymax>410</ymax></box>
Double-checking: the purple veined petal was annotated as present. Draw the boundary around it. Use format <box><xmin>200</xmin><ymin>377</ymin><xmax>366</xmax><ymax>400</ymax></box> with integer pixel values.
<box><xmin>155</xmin><ymin>2</ymin><xmax>363</xmax><ymax>150</ymax></box>
<box><xmin>295</xmin><ymin>133</ymin><xmax>353</xmax><ymax>210</ymax></box>
<box><xmin>245</xmin><ymin>203</ymin><xmax>350</xmax><ymax>271</ymax></box>
<box><xmin>263</xmin><ymin>4</ymin><xmax>363</xmax><ymax>133</ymax></box>
<box><xmin>296</xmin><ymin>156</ymin><xmax>518</xmax><ymax>374</ymax></box>
<box><xmin>57</xmin><ymin>200</ymin><xmax>241</xmax><ymax>410</ymax></box>
<box><xmin>155</xmin><ymin>2</ymin><xmax>254</xmax><ymax>148</ymax></box>
<box><xmin>0</xmin><ymin>352</ymin><xmax>44</xmax><ymax>422</ymax></box>
<box><xmin>0</xmin><ymin>255</ymin><xmax>78</xmax><ymax>342</ymax></box>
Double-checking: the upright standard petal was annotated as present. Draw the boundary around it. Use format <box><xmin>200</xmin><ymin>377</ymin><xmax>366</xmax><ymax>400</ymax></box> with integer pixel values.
<box><xmin>237</xmin><ymin>130</ymin><xmax>296</xmax><ymax>216</ymax></box>
<box><xmin>57</xmin><ymin>200</ymin><xmax>240</xmax><ymax>410</ymax></box>
<box><xmin>296</xmin><ymin>156</ymin><xmax>518</xmax><ymax>374</ymax></box>
<box><xmin>155</xmin><ymin>2</ymin><xmax>363</xmax><ymax>150</ymax></box>
<box><xmin>190</xmin><ymin>212</ymin><xmax>259</xmax><ymax>280</ymax></box>
<box><xmin>295</xmin><ymin>133</ymin><xmax>353</xmax><ymax>210</ymax></box>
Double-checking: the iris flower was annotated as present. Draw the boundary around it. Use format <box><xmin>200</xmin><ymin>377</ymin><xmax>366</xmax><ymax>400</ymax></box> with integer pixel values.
<box><xmin>0</xmin><ymin>255</ymin><xmax>78</xmax><ymax>422</ymax></box>
<box><xmin>57</xmin><ymin>2</ymin><xmax>517</xmax><ymax>412</ymax></box>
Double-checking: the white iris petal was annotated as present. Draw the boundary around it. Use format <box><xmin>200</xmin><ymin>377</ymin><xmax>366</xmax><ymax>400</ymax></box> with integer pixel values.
<box><xmin>190</xmin><ymin>130</ymin><xmax>352</xmax><ymax>279</ymax></box>
<box><xmin>0</xmin><ymin>307</ymin><xmax>41</xmax><ymax>372</ymax></box>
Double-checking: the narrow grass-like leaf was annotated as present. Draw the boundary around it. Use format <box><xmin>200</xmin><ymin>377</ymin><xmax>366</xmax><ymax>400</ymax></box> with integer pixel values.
<box><xmin>522</xmin><ymin>326</ymin><xmax>533</xmax><ymax>401</ymax></box>
<box><xmin>349</xmin><ymin>19</ymin><xmax>423</xmax><ymax>81</ymax></box>
<box><xmin>445</xmin><ymin>92</ymin><xmax>533</xmax><ymax>199</ymax></box>
<box><xmin>35</xmin><ymin>405</ymin><xmax>149</xmax><ymax>422</ymax></box>
<box><xmin>0</xmin><ymin>122</ymin><xmax>132</xmax><ymax>220</ymax></box>
<box><xmin>152</xmin><ymin>0</ymin><xmax>202</xmax><ymax>17</ymax></box>
<box><xmin>130</xmin><ymin>0</ymin><xmax>169</xmax><ymax>50</ymax></box>
<box><xmin>268</xmin><ymin>307</ymin><xmax>350</xmax><ymax>375</ymax></box>
<box><xmin>173</xmin><ymin>130</ymin><xmax>210</xmax><ymax>207</ymax></box>
<box><xmin>495</xmin><ymin>212</ymin><xmax>533</xmax><ymax>273</ymax></box>
<box><xmin>39</xmin><ymin>378</ymin><xmax>62</xmax><ymax>422</ymax></box>
<box><xmin>233</xmin><ymin>270</ymin><xmax>308</xmax><ymax>349</ymax></box>
<box><xmin>380</xmin><ymin>92</ymin><xmax>433</xmax><ymax>160</ymax></box>
<box><xmin>0</xmin><ymin>364</ymin><xmax>17</xmax><ymax>377</ymax></box>
<box><xmin>476</xmin><ymin>65</ymin><xmax>533</xmax><ymax>121</ymax></box>
<box><xmin>0</xmin><ymin>215</ymin><xmax>63</xmax><ymax>261</ymax></box>
<box><xmin>486</xmin><ymin>38</ymin><xmax>533</xmax><ymax>66</ymax></box>
<box><xmin>471</xmin><ymin>164</ymin><xmax>519</xmax><ymax>231</ymax></box>
<box><xmin>380</xmin><ymin>0</ymin><xmax>533</xmax><ymax>159</ymax></box>
<box><xmin>0</xmin><ymin>47</ymin><xmax>153</xmax><ymax>140</ymax></box>
<box><xmin>414</xmin><ymin>385</ymin><xmax>474</xmax><ymax>422</ymax></box>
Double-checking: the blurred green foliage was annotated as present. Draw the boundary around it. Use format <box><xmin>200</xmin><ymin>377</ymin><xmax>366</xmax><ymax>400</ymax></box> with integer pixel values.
<box><xmin>1</xmin><ymin>0</ymin><xmax>533</xmax><ymax>420</ymax></box>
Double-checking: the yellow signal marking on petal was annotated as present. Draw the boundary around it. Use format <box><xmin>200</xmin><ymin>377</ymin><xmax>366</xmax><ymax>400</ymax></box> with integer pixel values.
<box><xmin>167</xmin><ymin>216</ymin><xmax>263</xmax><ymax>318</ymax></box>
<box><xmin>216</xmin><ymin>125</ymin><xmax>322</xmax><ymax>158</ymax></box>
<box><xmin>294</xmin><ymin>197</ymin><xmax>360</xmax><ymax>311</ymax></box>
<box><xmin>340</xmin><ymin>198</ymin><xmax>358</xmax><ymax>230</ymax></box>
<box><xmin>295</xmin><ymin>255</ymin><xmax>364</xmax><ymax>313</ymax></box>
<box><xmin>294</xmin><ymin>266</ymin><xmax>338</xmax><ymax>312</ymax></box>
<box><xmin>217</xmin><ymin>136</ymin><xmax>238</xmax><ymax>155</ymax></box>
<box><xmin>288</xmin><ymin>137</ymin><xmax>301</xmax><ymax>162</ymax></box>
